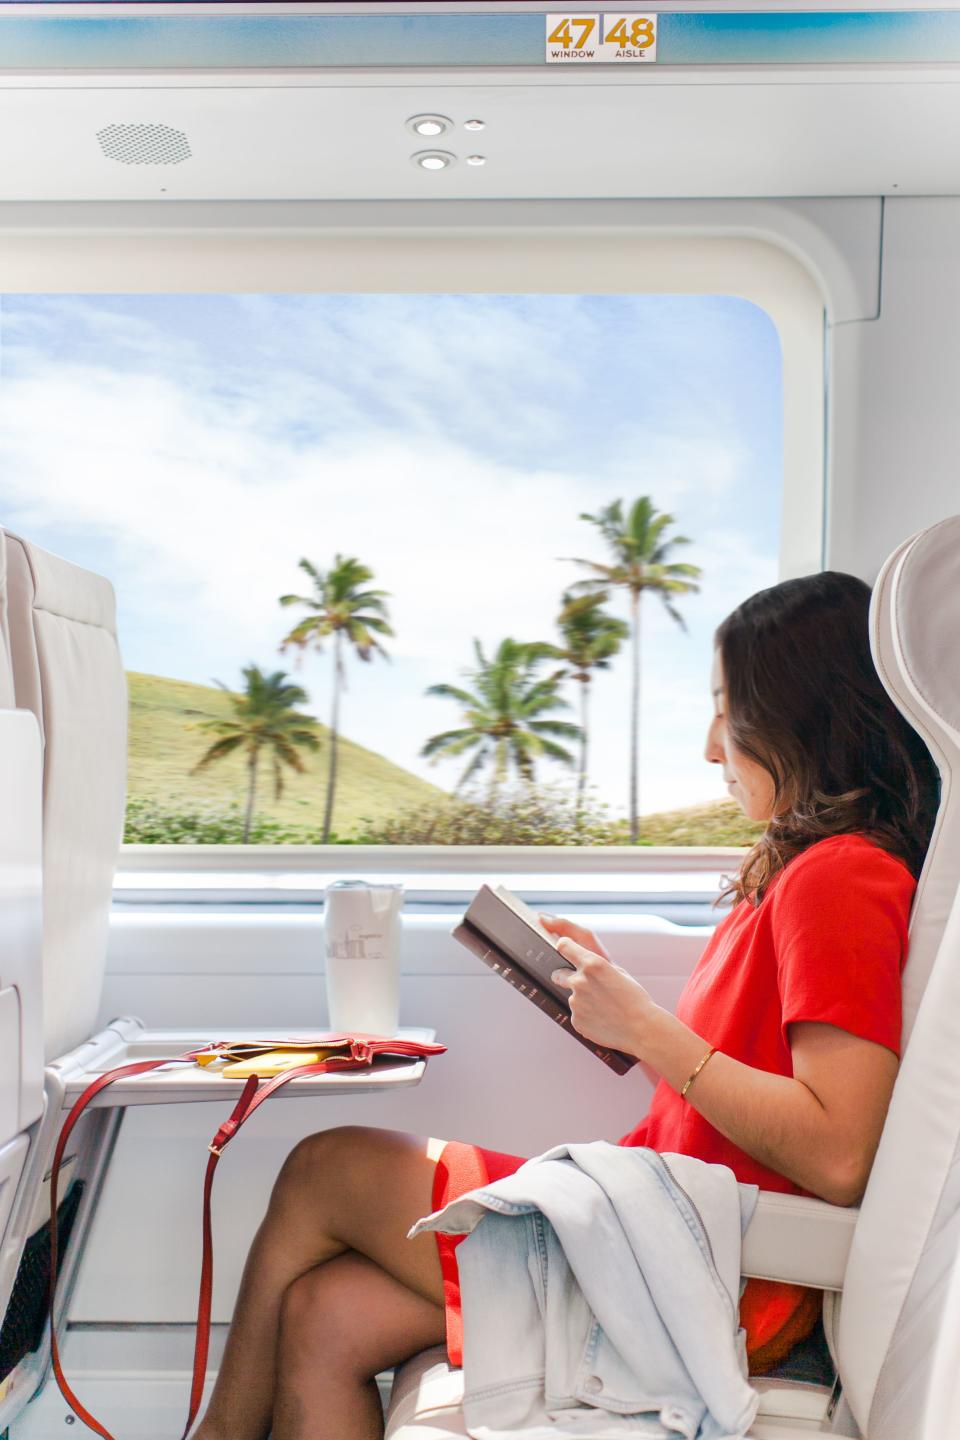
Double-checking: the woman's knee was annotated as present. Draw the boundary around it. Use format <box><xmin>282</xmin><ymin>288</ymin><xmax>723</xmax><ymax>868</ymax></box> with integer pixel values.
<box><xmin>277</xmin><ymin>1252</ymin><xmax>445</xmax><ymax>1380</ymax></box>
<box><xmin>273</xmin><ymin>1124</ymin><xmax>371</xmax><ymax>1199</ymax></box>
<box><xmin>277</xmin><ymin>1267</ymin><xmax>336</xmax><ymax>1362</ymax></box>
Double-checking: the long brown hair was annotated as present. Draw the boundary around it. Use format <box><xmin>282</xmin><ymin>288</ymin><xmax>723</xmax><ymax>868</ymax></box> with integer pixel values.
<box><xmin>716</xmin><ymin>571</ymin><xmax>940</xmax><ymax>906</ymax></box>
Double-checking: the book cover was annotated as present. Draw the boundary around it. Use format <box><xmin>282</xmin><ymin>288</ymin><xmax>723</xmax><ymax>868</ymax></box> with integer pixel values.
<box><xmin>452</xmin><ymin>898</ymin><xmax>636</xmax><ymax>1076</ymax></box>
<box><xmin>464</xmin><ymin>883</ymin><xmax>574</xmax><ymax>1005</ymax></box>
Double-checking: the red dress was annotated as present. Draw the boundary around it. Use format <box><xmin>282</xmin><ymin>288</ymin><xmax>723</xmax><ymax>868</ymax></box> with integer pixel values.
<box><xmin>431</xmin><ymin>835</ymin><xmax>914</xmax><ymax>1375</ymax></box>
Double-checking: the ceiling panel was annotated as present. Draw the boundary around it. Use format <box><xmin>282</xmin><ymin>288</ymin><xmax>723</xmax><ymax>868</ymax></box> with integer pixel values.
<box><xmin>0</xmin><ymin>77</ymin><xmax>958</xmax><ymax>201</ymax></box>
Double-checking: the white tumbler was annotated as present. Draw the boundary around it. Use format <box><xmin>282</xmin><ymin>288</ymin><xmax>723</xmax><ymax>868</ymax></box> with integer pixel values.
<box><xmin>323</xmin><ymin>881</ymin><xmax>404</xmax><ymax>1036</ymax></box>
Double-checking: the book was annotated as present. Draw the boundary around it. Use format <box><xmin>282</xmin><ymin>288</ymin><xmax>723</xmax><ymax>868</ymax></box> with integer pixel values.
<box><xmin>453</xmin><ymin>883</ymin><xmax>637</xmax><ymax>1076</ymax></box>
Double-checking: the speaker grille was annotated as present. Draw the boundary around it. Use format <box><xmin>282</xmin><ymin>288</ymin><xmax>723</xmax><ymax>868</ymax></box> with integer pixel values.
<box><xmin>96</xmin><ymin>123</ymin><xmax>191</xmax><ymax>166</ymax></box>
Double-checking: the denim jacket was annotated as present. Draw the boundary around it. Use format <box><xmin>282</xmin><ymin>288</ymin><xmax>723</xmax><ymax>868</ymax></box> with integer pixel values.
<box><xmin>409</xmin><ymin>1142</ymin><xmax>759</xmax><ymax>1440</ymax></box>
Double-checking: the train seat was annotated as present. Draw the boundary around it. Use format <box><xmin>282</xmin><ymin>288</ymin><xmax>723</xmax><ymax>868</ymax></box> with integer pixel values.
<box><xmin>0</xmin><ymin>531</ymin><xmax>44</xmax><ymax>1348</ymax></box>
<box><xmin>0</xmin><ymin>530</ymin><xmax>123</xmax><ymax>1418</ymax></box>
<box><xmin>384</xmin><ymin>514</ymin><xmax>960</xmax><ymax>1440</ymax></box>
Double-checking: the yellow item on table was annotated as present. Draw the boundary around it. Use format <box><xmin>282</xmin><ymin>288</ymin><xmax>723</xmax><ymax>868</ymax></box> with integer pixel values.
<box><xmin>220</xmin><ymin>1049</ymin><xmax>331</xmax><ymax>1078</ymax></box>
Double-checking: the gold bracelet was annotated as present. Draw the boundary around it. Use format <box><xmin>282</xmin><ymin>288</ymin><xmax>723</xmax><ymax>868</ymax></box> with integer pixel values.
<box><xmin>680</xmin><ymin>1045</ymin><xmax>717</xmax><ymax>1099</ymax></box>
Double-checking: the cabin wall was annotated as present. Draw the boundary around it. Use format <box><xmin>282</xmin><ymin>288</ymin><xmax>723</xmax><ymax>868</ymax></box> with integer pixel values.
<box><xmin>829</xmin><ymin>198</ymin><xmax>960</xmax><ymax>579</ymax></box>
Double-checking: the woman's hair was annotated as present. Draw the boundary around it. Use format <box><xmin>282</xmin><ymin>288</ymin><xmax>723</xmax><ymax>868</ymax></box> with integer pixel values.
<box><xmin>715</xmin><ymin>571</ymin><xmax>940</xmax><ymax>906</ymax></box>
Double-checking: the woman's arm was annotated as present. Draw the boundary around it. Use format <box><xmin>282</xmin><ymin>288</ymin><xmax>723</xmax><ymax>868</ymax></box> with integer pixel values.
<box><xmin>551</xmin><ymin>934</ymin><xmax>898</xmax><ymax>1208</ymax></box>
<box><xmin>641</xmin><ymin>1008</ymin><xmax>898</xmax><ymax>1207</ymax></box>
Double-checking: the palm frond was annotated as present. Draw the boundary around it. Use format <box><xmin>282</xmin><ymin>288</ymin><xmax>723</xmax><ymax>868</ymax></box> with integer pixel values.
<box><xmin>191</xmin><ymin>733</ymin><xmax>246</xmax><ymax>773</ymax></box>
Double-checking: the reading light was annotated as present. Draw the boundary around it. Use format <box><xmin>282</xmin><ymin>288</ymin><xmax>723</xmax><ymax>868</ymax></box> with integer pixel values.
<box><xmin>464</xmin><ymin>119</ymin><xmax>486</xmax><ymax>131</ymax></box>
<box><xmin>466</xmin><ymin>155</ymin><xmax>487</xmax><ymax>167</ymax></box>
<box><xmin>412</xmin><ymin>151</ymin><xmax>456</xmax><ymax>171</ymax></box>
<box><xmin>406</xmin><ymin>114</ymin><xmax>452</xmax><ymax>138</ymax></box>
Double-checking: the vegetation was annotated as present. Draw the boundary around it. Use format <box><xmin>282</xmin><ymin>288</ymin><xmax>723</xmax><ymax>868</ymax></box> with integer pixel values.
<box><xmin>355</xmin><ymin>791</ymin><xmax>762</xmax><ymax>848</ymax></box>
<box><xmin>567</xmin><ymin>498</ymin><xmax>702</xmax><ymax>842</ymax></box>
<box><xmin>126</xmin><ymin>672</ymin><xmax>442</xmax><ymax>835</ymax></box>
<box><xmin>189</xmin><ymin>666</ymin><xmax>321</xmax><ymax>841</ymax></box>
<box><xmin>126</xmin><ymin>493</ymin><xmax>716</xmax><ymax>845</ymax></box>
<box><xmin>124</xmin><ymin>796</ymin><xmax>340</xmax><ymax>845</ymax></box>
<box><xmin>279</xmin><ymin>555</ymin><xmax>394</xmax><ymax>843</ymax></box>
<box><xmin>422</xmin><ymin>638</ymin><xmax>583</xmax><ymax>799</ymax></box>
<box><xmin>124</xmin><ymin>786</ymin><xmax>762</xmax><ymax>848</ymax></box>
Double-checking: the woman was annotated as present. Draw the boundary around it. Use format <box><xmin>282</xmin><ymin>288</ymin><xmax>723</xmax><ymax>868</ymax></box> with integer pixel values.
<box><xmin>193</xmin><ymin>572</ymin><xmax>939</xmax><ymax>1440</ymax></box>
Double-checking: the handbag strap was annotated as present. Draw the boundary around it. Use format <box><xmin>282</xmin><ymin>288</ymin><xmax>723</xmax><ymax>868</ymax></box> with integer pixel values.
<box><xmin>45</xmin><ymin>1037</ymin><xmax>444</xmax><ymax>1440</ymax></box>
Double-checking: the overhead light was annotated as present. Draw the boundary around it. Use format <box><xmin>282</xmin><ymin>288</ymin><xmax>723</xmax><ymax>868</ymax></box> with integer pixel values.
<box><xmin>406</xmin><ymin>114</ymin><xmax>452</xmax><ymax>138</ymax></box>
<box><xmin>466</xmin><ymin>155</ymin><xmax>487</xmax><ymax>167</ymax></box>
<box><xmin>412</xmin><ymin>151</ymin><xmax>456</xmax><ymax>171</ymax></box>
<box><xmin>464</xmin><ymin>119</ymin><xmax>486</xmax><ymax>132</ymax></box>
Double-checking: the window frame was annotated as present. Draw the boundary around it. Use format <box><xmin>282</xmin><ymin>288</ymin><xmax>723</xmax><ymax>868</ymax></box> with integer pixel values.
<box><xmin>0</xmin><ymin>202</ymin><xmax>828</xmax><ymax>898</ymax></box>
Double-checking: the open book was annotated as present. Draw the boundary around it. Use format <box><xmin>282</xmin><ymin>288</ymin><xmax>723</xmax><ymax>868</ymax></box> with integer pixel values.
<box><xmin>453</xmin><ymin>884</ymin><xmax>637</xmax><ymax>1076</ymax></box>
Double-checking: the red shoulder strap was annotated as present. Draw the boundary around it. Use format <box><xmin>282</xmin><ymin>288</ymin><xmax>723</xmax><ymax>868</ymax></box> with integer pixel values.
<box><xmin>45</xmin><ymin>1040</ymin><xmax>444</xmax><ymax>1439</ymax></box>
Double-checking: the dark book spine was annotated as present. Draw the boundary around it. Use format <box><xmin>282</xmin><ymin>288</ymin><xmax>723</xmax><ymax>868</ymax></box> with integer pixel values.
<box><xmin>453</xmin><ymin>921</ymin><xmax>635</xmax><ymax>1076</ymax></box>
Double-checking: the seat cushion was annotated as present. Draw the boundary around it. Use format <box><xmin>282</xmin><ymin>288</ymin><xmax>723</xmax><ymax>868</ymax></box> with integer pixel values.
<box><xmin>383</xmin><ymin>1350</ymin><xmax>834</xmax><ymax>1440</ymax></box>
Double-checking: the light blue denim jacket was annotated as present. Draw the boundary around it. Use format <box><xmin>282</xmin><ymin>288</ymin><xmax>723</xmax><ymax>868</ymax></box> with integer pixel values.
<box><xmin>408</xmin><ymin>1142</ymin><xmax>759</xmax><ymax>1440</ymax></box>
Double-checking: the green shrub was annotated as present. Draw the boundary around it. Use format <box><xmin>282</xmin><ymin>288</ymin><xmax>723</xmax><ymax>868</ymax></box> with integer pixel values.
<box><xmin>123</xmin><ymin>796</ymin><xmax>347</xmax><ymax>845</ymax></box>
<box><xmin>354</xmin><ymin>785</ymin><xmax>626</xmax><ymax>846</ymax></box>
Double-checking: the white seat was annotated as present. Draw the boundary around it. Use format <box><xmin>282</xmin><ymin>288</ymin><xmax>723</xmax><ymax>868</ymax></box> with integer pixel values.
<box><xmin>385</xmin><ymin>514</ymin><xmax>960</xmax><ymax>1440</ymax></box>
<box><xmin>0</xmin><ymin>534</ymin><xmax>46</xmax><ymax>1403</ymax></box>
<box><xmin>0</xmin><ymin>530</ymin><xmax>125</xmax><ymax>1419</ymax></box>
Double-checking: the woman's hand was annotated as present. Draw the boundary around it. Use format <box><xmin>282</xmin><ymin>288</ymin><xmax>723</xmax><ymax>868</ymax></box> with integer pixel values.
<box><xmin>544</xmin><ymin>927</ymin><xmax>661</xmax><ymax>1057</ymax></box>
<box><xmin>538</xmin><ymin>913</ymin><xmax>610</xmax><ymax>960</ymax></box>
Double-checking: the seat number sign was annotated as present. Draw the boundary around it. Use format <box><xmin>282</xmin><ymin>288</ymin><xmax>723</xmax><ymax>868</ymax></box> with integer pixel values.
<box><xmin>545</xmin><ymin>14</ymin><xmax>657</xmax><ymax>64</ymax></box>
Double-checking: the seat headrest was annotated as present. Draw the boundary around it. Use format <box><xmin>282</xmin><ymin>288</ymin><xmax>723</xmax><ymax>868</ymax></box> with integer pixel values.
<box><xmin>870</xmin><ymin>513</ymin><xmax>960</xmax><ymax>1044</ymax></box>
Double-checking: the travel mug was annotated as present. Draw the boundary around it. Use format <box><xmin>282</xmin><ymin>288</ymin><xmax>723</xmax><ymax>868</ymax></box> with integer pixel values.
<box><xmin>323</xmin><ymin>880</ymin><xmax>404</xmax><ymax>1035</ymax></box>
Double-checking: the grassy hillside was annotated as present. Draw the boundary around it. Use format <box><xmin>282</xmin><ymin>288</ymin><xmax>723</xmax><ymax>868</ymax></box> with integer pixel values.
<box><xmin>126</xmin><ymin>671</ymin><xmax>445</xmax><ymax>838</ymax></box>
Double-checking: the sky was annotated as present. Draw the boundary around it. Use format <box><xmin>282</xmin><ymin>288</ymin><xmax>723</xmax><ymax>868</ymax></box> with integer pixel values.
<box><xmin>0</xmin><ymin>292</ymin><xmax>782</xmax><ymax>818</ymax></box>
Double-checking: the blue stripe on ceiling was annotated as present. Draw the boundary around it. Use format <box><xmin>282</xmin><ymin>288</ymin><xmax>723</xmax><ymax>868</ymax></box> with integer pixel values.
<box><xmin>0</xmin><ymin>11</ymin><xmax>958</xmax><ymax>69</ymax></box>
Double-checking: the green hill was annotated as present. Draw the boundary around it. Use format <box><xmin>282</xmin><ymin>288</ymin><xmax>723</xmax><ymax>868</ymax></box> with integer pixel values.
<box><xmin>633</xmin><ymin>799</ymin><xmax>764</xmax><ymax>847</ymax></box>
<box><xmin>125</xmin><ymin>671</ymin><xmax>446</xmax><ymax>839</ymax></box>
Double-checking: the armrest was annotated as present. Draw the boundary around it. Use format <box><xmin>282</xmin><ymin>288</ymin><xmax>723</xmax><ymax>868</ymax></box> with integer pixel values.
<box><xmin>741</xmin><ymin>1190</ymin><xmax>859</xmax><ymax>1290</ymax></box>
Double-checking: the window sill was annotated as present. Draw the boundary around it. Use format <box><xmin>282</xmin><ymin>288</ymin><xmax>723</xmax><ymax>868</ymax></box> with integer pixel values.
<box><xmin>115</xmin><ymin>844</ymin><xmax>745</xmax><ymax>910</ymax></box>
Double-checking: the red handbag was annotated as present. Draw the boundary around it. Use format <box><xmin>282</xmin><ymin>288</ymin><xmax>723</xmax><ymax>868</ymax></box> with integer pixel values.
<box><xmin>45</xmin><ymin>1033</ymin><xmax>447</xmax><ymax>1440</ymax></box>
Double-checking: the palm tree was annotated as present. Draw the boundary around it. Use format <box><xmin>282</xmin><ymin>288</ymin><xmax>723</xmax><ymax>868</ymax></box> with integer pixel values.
<box><xmin>190</xmin><ymin>665</ymin><xmax>321</xmax><ymax>842</ymax></box>
<box><xmin>279</xmin><ymin>555</ymin><xmax>393</xmax><ymax>843</ymax></box>
<box><xmin>545</xmin><ymin>590</ymin><xmax>628</xmax><ymax>810</ymax></box>
<box><xmin>422</xmin><ymin>638</ymin><xmax>582</xmax><ymax>801</ymax></box>
<box><xmin>567</xmin><ymin>497</ymin><xmax>702</xmax><ymax>842</ymax></box>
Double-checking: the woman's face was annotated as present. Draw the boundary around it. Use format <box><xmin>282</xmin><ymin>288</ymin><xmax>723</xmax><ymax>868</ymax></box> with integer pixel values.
<box><xmin>705</xmin><ymin>649</ymin><xmax>778</xmax><ymax>823</ymax></box>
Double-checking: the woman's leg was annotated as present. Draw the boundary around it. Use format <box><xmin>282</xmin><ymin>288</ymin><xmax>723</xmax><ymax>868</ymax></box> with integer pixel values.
<box><xmin>192</xmin><ymin>1127</ymin><xmax>448</xmax><ymax>1440</ymax></box>
<box><xmin>271</xmin><ymin>1250</ymin><xmax>447</xmax><ymax>1440</ymax></box>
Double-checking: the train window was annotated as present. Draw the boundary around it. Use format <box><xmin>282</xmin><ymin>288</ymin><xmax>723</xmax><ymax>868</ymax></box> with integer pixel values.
<box><xmin>0</xmin><ymin>289</ymin><xmax>789</xmax><ymax>851</ymax></box>
<box><xmin>0</xmin><ymin>221</ymin><xmax>829</xmax><ymax>875</ymax></box>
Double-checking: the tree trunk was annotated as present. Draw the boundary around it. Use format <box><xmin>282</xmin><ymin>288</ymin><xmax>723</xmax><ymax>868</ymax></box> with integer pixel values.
<box><xmin>629</xmin><ymin>591</ymin><xmax>641</xmax><ymax>843</ymax></box>
<box><xmin>577</xmin><ymin>678</ymin><xmax>590</xmax><ymax>815</ymax></box>
<box><xmin>322</xmin><ymin>631</ymin><xmax>343</xmax><ymax>843</ymax></box>
<box><xmin>488</xmin><ymin>738</ymin><xmax>510</xmax><ymax>808</ymax></box>
<box><xmin>243</xmin><ymin>748</ymin><xmax>260</xmax><ymax>844</ymax></box>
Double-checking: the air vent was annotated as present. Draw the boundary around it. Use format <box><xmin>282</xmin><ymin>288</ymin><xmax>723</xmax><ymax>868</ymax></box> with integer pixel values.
<box><xmin>96</xmin><ymin>123</ymin><xmax>191</xmax><ymax>166</ymax></box>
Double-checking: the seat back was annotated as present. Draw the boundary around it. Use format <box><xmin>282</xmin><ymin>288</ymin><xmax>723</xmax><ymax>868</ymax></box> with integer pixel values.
<box><xmin>922</xmin><ymin>1236</ymin><xmax>960</xmax><ymax>1438</ymax></box>
<box><xmin>836</xmin><ymin>514</ymin><xmax>960</xmax><ymax>1436</ymax></box>
<box><xmin>3</xmin><ymin>531</ymin><xmax>126</xmax><ymax>1062</ymax></box>
<box><xmin>0</xmin><ymin>530</ymin><xmax>45</xmax><ymax>1328</ymax></box>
